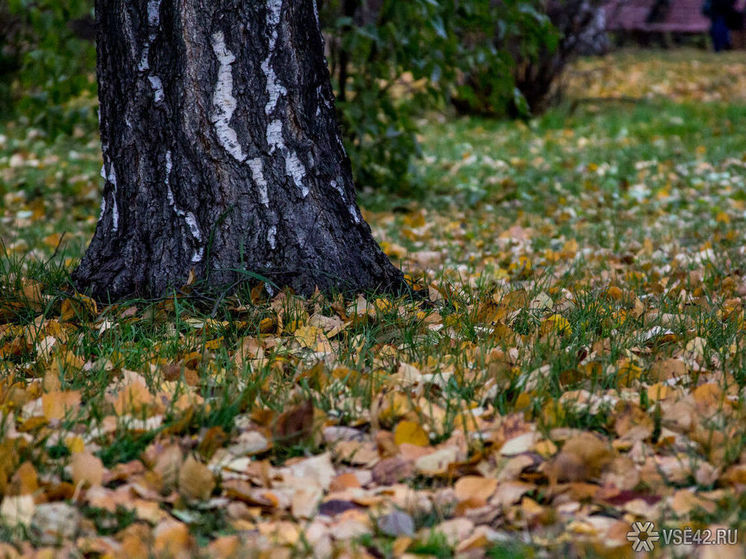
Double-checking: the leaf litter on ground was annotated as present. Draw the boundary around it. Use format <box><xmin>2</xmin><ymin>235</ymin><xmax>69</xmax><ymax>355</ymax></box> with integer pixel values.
<box><xmin>1</xmin><ymin>49</ymin><xmax>746</xmax><ymax>558</ymax></box>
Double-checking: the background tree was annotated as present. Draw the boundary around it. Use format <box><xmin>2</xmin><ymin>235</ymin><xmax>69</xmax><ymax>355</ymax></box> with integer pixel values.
<box><xmin>321</xmin><ymin>0</ymin><xmax>557</xmax><ymax>191</ymax></box>
<box><xmin>452</xmin><ymin>0</ymin><xmax>607</xmax><ymax>117</ymax></box>
<box><xmin>1</xmin><ymin>0</ymin><xmax>96</xmax><ymax>131</ymax></box>
<box><xmin>3</xmin><ymin>1</ymin><xmax>602</xmax><ymax>197</ymax></box>
<box><xmin>73</xmin><ymin>0</ymin><xmax>404</xmax><ymax>301</ymax></box>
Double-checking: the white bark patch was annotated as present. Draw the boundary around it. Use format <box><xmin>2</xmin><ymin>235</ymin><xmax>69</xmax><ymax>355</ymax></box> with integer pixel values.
<box><xmin>138</xmin><ymin>48</ymin><xmax>150</xmax><ymax>72</ymax></box>
<box><xmin>312</xmin><ymin>0</ymin><xmax>320</xmax><ymax>28</ymax></box>
<box><xmin>139</xmin><ymin>0</ymin><xmax>164</xmax><ymax>103</ymax></box>
<box><xmin>267</xmin><ymin>0</ymin><xmax>283</xmax><ymax>34</ymax></box>
<box><xmin>348</xmin><ymin>204</ymin><xmax>360</xmax><ymax>223</ymax></box>
<box><xmin>331</xmin><ymin>179</ymin><xmax>345</xmax><ymax>200</ymax></box>
<box><xmin>165</xmin><ymin>150</ymin><xmax>204</xmax><ymax>263</ymax></box>
<box><xmin>107</xmin><ymin>163</ymin><xmax>119</xmax><ymax>232</ymax></box>
<box><xmin>267</xmin><ymin>123</ymin><xmax>309</xmax><ymax>198</ymax></box>
<box><xmin>185</xmin><ymin>216</ymin><xmax>204</xmax><ymax>263</ymax></box>
<box><xmin>261</xmin><ymin>62</ymin><xmax>286</xmax><ymax>115</ymax></box>
<box><xmin>266</xmin><ymin>119</ymin><xmax>284</xmax><ymax>153</ymax></box>
<box><xmin>210</xmin><ymin>32</ymin><xmax>246</xmax><ymax>162</ymax></box>
<box><xmin>147</xmin><ymin>0</ymin><xmax>161</xmax><ymax>26</ymax></box>
<box><xmin>260</xmin><ymin>0</ymin><xmax>308</xmax><ymax>198</ymax></box>
<box><xmin>148</xmin><ymin>76</ymin><xmax>164</xmax><ymax>103</ymax></box>
<box><xmin>248</xmin><ymin>158</ymin><xmax>270</xmax><ymax>207</ymax></box>
<box><xmin>336</xmin><ymin>134</ymin><xmax>349</xmax><ymax>158</ymax></box>
<box><xmin>267</xmin><ymin>225</ymin><xmax>277</xmax><ymax>250</ymax></box>
<box><xmin>261</xmin><ymin>0</ymin><xmax>286</xmax><ymax>115</ymax></box>
<box><xmin>98</xmin><ymin>196</ymin><xmax>107</xmax><ymax>222</ymax></box>
<box><xmin>285</xmin><ymin>152</ymin><xmax>308</xmax><ymax>197</ymax></box>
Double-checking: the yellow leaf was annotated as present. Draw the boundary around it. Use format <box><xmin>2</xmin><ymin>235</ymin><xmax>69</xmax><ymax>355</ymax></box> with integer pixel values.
<box><xmin>381</xmin><ymin>242</ymin><xmax>407</xmax><ymax>259</ymax></box>
<box><xmin>294</xmin><ymin>325</ymin><xmax>323</xmax><ymax>348</ymax></box>
<box><xmin>374</xmin><ymin>298</ymin><xmax>392</xmax><ymax>312</ymax></box>
<box><xmin>65</xmin><ymin>436</ymin><xmax>85</xmax><ymax>454</ymax></box>
<box><xmin>541</xmin><ymin>314</ymin><xmax>572</xmax><ymax>336</ymax></box>
<box><xmin>9</xmin><ymin>462</ymin><xmax>38</xmax><ymax>496</ymax></box>
<box><xmin>394</xmin><ymin>420</ymin><xmax>429</xmax><ymax>447</ymax></box>
<box><xmin>647</xmin><ymin>383</ymin><xmax>673</xmax><ymax>402</ymax></box>
<box><xmin>605</xmin><ymin>286</ymin><xmax>623</xmax><ymax>301</ymax></box>
<box><xmin>60</xmin><ymin>294</ymin><xmax>97</xmax><ymax>322</ymax></box>
<box><xmin>41</xmin><ymin>391</ymin><xmax>81</xmax><ymax>421</ymax></box>
<box><xmin>43</xmin><ymin>233</ymin><xmax>63</xmax><ymax>248</ymax></box>
<box><xmin>204</xmin><ymin>337</ymin><xmax>224</xmax><ymax>350</ymax></box>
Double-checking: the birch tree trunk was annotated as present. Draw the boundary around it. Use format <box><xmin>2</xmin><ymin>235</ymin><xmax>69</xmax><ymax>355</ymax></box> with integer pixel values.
<box><xmin>73</xmin><ymin>0</ymin><xmax>404</xmax><ymax>301</ymax></box>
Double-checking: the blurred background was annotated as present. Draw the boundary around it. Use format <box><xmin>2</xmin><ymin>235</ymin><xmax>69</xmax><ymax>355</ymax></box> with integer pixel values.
<box><xmin>1</xmin><ymin>0</ymin><xmax>746</xmax><ymax>262</ymax></box>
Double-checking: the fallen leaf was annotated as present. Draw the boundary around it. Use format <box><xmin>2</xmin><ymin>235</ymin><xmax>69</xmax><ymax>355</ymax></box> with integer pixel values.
<box><xmin>454</xmin><ymin>476</ymin><xmax>498</xmax><ymax>502</ymax></box>
<box><xmin>70</xmin><ymin>452</ymin><xmax>104</xmax><ymax>487</ymax></box>
<box><xmin>393</xmin><ymin>420</ymin><xmax>429</xmax><ymax>447</ymax></box>
<box><xmin>178</xmin><ymin>456</ymin><xmax>215</xmax><ymax>501</ymax></box>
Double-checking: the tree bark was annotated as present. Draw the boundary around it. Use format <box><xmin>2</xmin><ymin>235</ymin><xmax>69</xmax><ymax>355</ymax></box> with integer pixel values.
<box><xmin>74</xmin><ymin>0</ymin><xmax>404</xmax><ymax>301</ymax></box>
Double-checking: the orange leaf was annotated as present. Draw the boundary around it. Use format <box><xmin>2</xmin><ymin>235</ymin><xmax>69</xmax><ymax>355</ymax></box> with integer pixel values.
<box><xmin>454</xmin><ymin>476</ymin><xmax>497</xmax><ymax>502</ymax></box>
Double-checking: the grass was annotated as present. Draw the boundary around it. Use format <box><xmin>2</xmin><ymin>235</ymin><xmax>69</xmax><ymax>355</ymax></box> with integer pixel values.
<box><xmin>1</xmin><ymin>49</ymin><xmax>746</xmax><ymax>557</ymax></box>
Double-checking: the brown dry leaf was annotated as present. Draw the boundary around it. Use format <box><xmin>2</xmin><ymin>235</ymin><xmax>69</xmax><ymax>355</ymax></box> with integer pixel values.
<box><xmin>490</xmin><ymin>481</ymin><xmax>536</xmax><ymax>509</ymax></box>
<box><xmin>291</xmin><ymin>485</ymin><xmax>323</xmax><ymax>519</ymax></box>
<box><xmin>371</xmin><ymin>456</ymin><xmax>414</xmax><ymax>485</ymax></box>
<box><xmin>693</xmin><ymin>383</ymin><xmax>723</xmax><ymax>410</ymax></box>
<box><xmin>375</xmin><ymin>430</ymin><xmax>399</xmax><ymax>458</ymax></box>
<box><xmin>60</xmin><ymin>294</ymin><xmax>98</xmax><ymax>322</ymax></box>
<box><xmin>544</xmin><ymin>432</ymin><xmax>614</xmax><ymax>483</ymax></box>
<box><xmin>454</xmin><ymin>476</ymin><xmax>498</xmax><ymax>502</ymax></box>
<box><xmin>499</xmin><ymin>431</ymin><xmax>537</xmax><ymax>456</ymax></box>
<box><xmin>223</xmin><ymin>480</ymin><xmax>279</xmax><ymax>507</ymax></box>
<box><xmin>435</xmin><ymin>517</ymin><xmax>475</xmax><ymax>547</ymax></box>
<box><xmin>309</xmin><ymin>313</ymin><xmax>347</xmax><ymax>337</ymax></box>
<box><xmin>540</xmin><ymin>314</ymin><xmax>572</xmax><ymax>336</ymax></box>
<box><xmin>671</xmin><ymin>489</ymin><xmax>716</xmax><ymax>516</ymax></box>
<box><xmin>41</xmin><ymin>390</ymin><xmax>81</xmax><ymax>421</ymax></box>
<box><xmin>285</xmin><ymin>453</ymin><xmax>336</xmax><ymax>491</ymax></box>
<box><xmin>20</xmin><ymin>280</ymin><xmax>44</xmax><ymax>309</ymax></box>
<box><xmin>272</xmin><ymin>399</ymin><xmax>314</xmax><ymax>445</ymax></box>
<box><xmin>70</xmin><ymin>452</ymin><xmax>104</xmax><ymax>487</ymax></box>
<box><xmin>178</xmin><ymin>455</ymin><xmax>214</xmax><ymax>501</ymax></box>
<box><xmin>42</xmin><ymin>369</ymin><xmax>61</xmax><ymax>393</ymax></box>
<box><xmin>329</xmin><ymin>472</ymin><xmax>361</xmax><ymax>492</ymax></box>
<box><xmin>113</xmin><ymin>377</ymin><xmax>156</xmax><ymax>416</ymax></box>
<box><xmin>153</xmin><ymin>520</ymin><xmax>193</xmax><ymax>559</ymax></box>
<box><xmin>614</xmin><ymin>404</ymin><xmax>653</xmax><ymax>441</ymax></box>
<box><xmin>649</xmin><ymin>358</ymin><xmax>687</xmax><ymax>381</ymax></box>
<box><xmin>393</xmin><ymin>420</ymin><xmax>429</xmax><ymax>447</ymax></box>
<box><xmin>207</xmin><ymin>536</ymin><xmax>241</xmax><ymax>559</ymax></box>
<box><xmin>415</xmin><ymin>445</ymin><xmax>460</xmax><ymax>476</ymax></box>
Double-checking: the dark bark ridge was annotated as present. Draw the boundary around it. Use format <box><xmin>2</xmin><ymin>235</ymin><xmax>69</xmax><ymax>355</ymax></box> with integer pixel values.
<box><xmin>74</xmin><ymin>0</ymin><xmax>404</xmax><ymax>301</ymax></box>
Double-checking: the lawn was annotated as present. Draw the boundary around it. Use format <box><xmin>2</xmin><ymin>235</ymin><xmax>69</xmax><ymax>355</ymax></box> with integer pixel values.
<box><xmin>1</xmin><ymin>49</ymin><xmax>746</xmax><ymax>558</ymax></box>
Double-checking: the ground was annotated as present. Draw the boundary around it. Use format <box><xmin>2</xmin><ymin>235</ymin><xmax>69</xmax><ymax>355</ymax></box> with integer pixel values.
<box><xmin>1</xmin><ymin>50</ymin><xmax>746</xmax><ymax>558</ymax></box>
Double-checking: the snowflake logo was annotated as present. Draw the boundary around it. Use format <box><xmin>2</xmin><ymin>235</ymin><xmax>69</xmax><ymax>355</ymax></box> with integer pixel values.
<box><xmin>627</xmin><ymin>521</ymin><xmax>660</xmax><ymax>552</ymax></box>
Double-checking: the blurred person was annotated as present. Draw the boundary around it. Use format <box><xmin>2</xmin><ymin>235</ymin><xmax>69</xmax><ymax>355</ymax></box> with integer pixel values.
<box><xmin>703</xmin><ymin>0</ymin><xmax>739</xmax><ymax>51</ymax></box>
